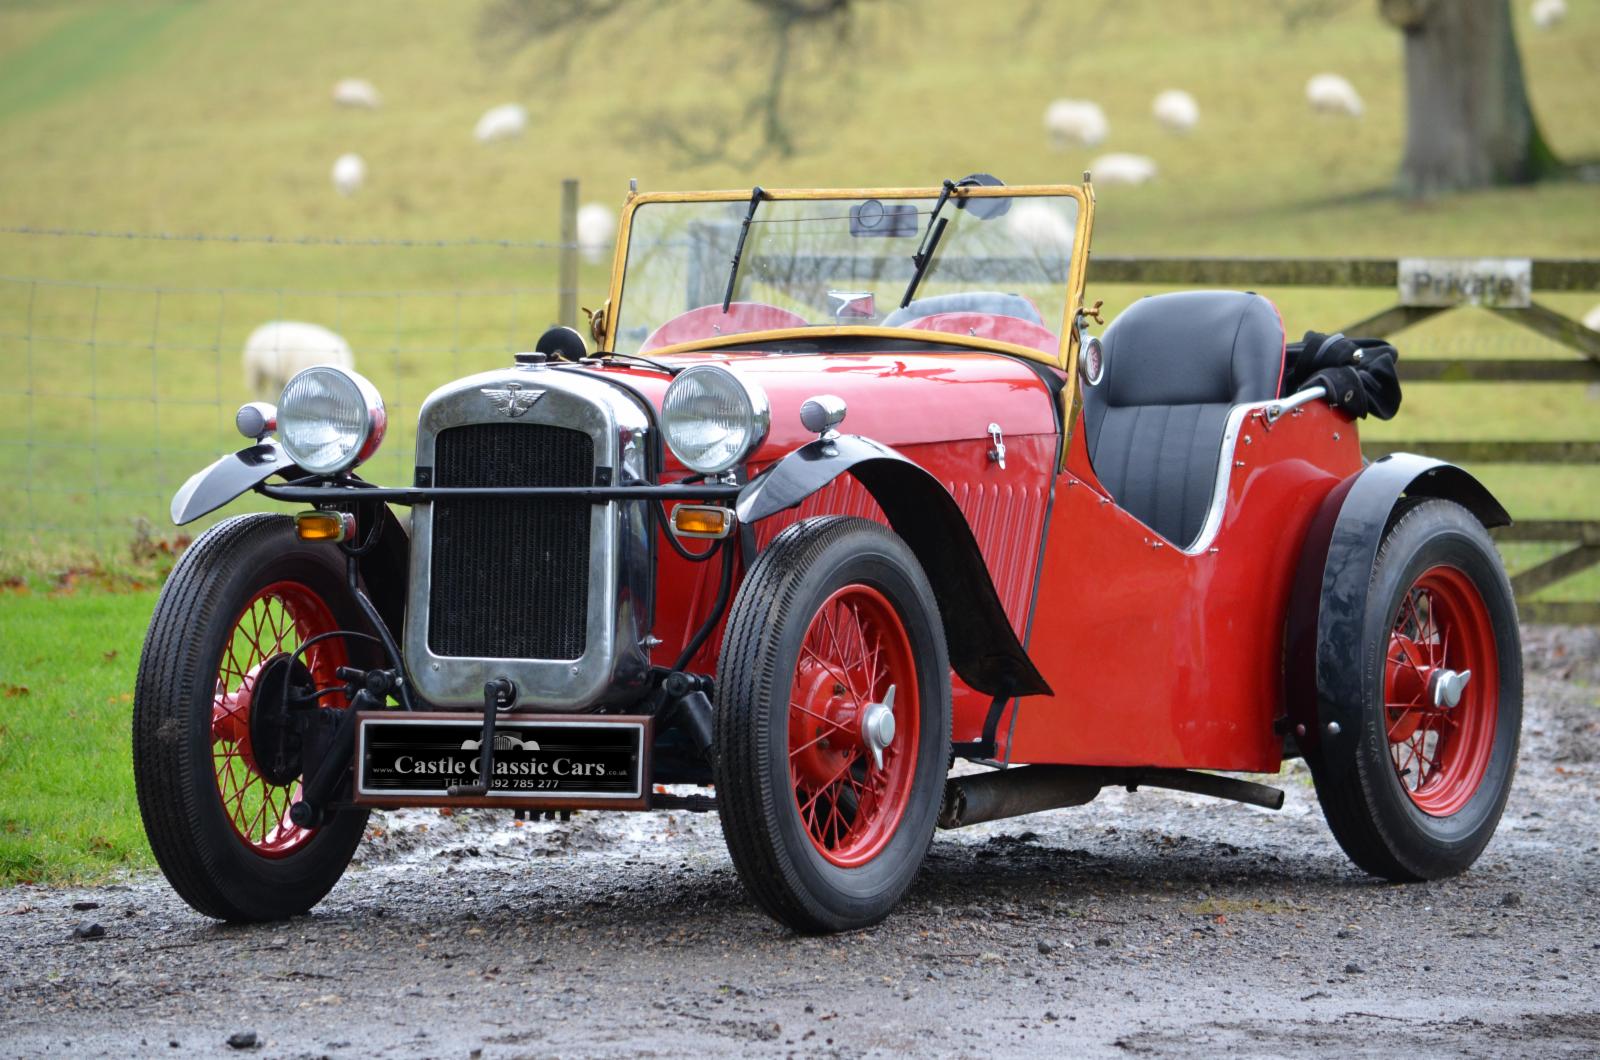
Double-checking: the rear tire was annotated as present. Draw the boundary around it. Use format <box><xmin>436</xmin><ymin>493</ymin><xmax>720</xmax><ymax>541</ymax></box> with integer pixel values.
<box><xmin>714</xmin><ymin>517</ymin><xmax>951</xmax><ymax>933</ymax></box>
<box><xmin>1312</xmin><ymin>498</ymin><xmax>1521</xmax><ymax>881</ymax></box>
<box><xmin>133</xmin><ymin>514</ymin><xmax>373</xmax><ymax>921</ymax></box>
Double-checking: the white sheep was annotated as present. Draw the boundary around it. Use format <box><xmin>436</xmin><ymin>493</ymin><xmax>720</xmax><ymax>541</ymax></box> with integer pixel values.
<box><xmin>1004</xmin><ymin>200</ymin><xmax>1076</xmax><ymax>251</ymax></box>
<box><xmin>1531</xmin><ymin>0</ymin><xmax>1567</xmax><ymax>29</ymax></box>
<box><xmin>1089</xmin><ymin>153</ymin><xmax>1159</xmax><ymax>186</ymax></box>
<box><xmin>1582</xmin><ymin>303</ymin><xmax>1600</xmax><ymax>333</ymax></box>
<box><xmin>242</xmin><ymin>322</ymin><xmax>355</xmax><ymax>399</ymax></box>
<box><xmin>332</xmin><ymin>78</ymin><xmax>381</xmax><ymax>109</ymax></box>
<box><xmin>1043</xmin><ymin>99</ymin><xmax>1108</xmax><ymax>149</ymax></box>
<box><xmin>1152</xmin><ymin>89</ymin><xmax>1199</xmax><ymax>134</ymax></box>
<box><xmin>331</xmin><ymin>153</ymin><xmax>366</xmax><ymax>196</ymax></box>
<box><xmin>475</xmin><ymin>103</ymin><xmax>528</xmax><ymax>144</ymax></box>
<box><xmin>1307</xmin><ymin>73</ymin><xmax>1364</xmax><ymax>117</ymax></box>
<box><xmin>576</xmin><ymin>203</ymin><xmax>618</xmax><ymax>265</ymax></box>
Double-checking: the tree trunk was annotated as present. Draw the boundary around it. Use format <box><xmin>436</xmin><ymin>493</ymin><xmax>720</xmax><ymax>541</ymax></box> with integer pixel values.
<box><xmin>1380</xmin><ymin>0</ymin><xmax>1560</xmax><ymax>197</ymax></box>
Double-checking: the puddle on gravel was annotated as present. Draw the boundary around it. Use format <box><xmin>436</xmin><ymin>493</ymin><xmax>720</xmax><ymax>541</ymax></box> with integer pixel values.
<box><xmin>353</xmin><ymin>785</ymin><xmax>726</xmax><ymax>867</ymax></box>
<box><xmin>347</xmin><ymin>626</ymin><xmax>1595</xmax><ymax>874</ymax></box>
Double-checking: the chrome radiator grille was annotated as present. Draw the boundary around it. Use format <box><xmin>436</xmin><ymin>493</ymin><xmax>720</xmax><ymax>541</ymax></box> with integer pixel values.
<box><xmin>427</xmin><ymin>422</ymin><xmax>593</xmax><ymax>660</ymax></box>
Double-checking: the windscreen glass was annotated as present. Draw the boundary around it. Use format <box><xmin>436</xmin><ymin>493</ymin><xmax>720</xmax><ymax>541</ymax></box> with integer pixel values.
<box><xmin>611</xmin><ymin>193</ymin><xmax>1079</xmax><ymax>358</ymax></box>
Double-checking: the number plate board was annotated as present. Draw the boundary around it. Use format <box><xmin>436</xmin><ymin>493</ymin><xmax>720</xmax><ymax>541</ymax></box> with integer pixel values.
<box><xmin>354</xmin><ymin>712</ymin><xmax>650</xmax><ymax>809</ymax></box>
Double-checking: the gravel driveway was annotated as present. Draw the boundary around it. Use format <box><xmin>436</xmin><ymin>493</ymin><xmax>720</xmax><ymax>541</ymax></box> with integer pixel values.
<box><xmin>3</xmin><ymin>625</ymin><xmax>1597</xmax><ymax>1058</ymax></box>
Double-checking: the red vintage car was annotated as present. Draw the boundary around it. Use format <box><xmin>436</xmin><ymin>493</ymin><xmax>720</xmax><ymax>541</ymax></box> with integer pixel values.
<box><xmin>137</xmin><ymin>178</ymin><xmax>1521</xmax><ymax>933</ymax></box>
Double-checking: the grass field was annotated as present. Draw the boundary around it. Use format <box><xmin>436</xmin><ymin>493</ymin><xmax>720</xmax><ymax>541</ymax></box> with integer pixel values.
<box><xmin>1</xmin><ymin>1</ymin><xmax>1596</xmax><ymax>532</ymax></box>
<box><xmin>0</xmin><ymin>0</ymin><xmax>1595</xmax><ymax>577</ymax></box>
<box><xmin>0</xmin><ymin>586</ymin><xmax>155</xmax><ymax>882</ymax></box>
<box><xmin>0</xmin><ymin>1</ymin><xmax>1596</xmax><ymax>882</ymax></box>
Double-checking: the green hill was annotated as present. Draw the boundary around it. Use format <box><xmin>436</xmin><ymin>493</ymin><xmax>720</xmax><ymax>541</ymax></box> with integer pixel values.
<box><xmin>0</xmin><ymin>0</ymin><xmax>1596</xmax><ymax>584</ymax></box>
<box><xmin>1</xmin><ymin>0</ymin><xmax>1596</xmax><ymax>269</ymax></box>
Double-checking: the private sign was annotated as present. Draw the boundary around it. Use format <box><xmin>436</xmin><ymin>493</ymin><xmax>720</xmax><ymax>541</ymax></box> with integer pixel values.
<box><xmin>1398</xmin><ymin>257</ymin><xmax>1532</xmax><ymax>308</ymax></box>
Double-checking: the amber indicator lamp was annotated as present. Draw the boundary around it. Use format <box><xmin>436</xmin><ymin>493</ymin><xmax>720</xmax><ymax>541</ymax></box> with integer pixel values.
<box><xmin>294</xmin><ymin>510</ymin><xmax>355</xmax><ymax>542</ymax></box>
<box><xmin>670</xmin><ymin>504</ymin><xmax>735</xmax><ymax>540</ymax></box>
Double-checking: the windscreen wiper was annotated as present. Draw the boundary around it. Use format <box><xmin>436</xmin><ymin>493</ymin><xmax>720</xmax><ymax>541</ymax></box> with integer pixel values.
<box><xmin>900</xmin><ymin>178</ymin><xmax>957</xmax><ymax>309</ymax></box>
<box><xmin>722</xmin><ymin>186</ymin><xmax>768</xmax><ymax>312</ymax></box>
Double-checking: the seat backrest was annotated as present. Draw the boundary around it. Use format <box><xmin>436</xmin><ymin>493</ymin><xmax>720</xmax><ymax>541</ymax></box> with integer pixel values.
<box><xmin>1082</xmin><ymin>291</ymin><xmax>1285</xmax><ymax>547</ymax></box>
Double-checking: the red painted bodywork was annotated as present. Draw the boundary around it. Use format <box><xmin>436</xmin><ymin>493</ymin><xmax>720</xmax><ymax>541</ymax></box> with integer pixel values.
<box><xmin>598</xmin><ymin>340</ymin><xmax>1362</xmax><ymax>776</ymax></box>
<box><xmin>640</xmin><ymin>303</ymin><xmax>810</xmax><ymax>352</ymax></box>
<box><xmin>895</xmin><ymin>312</ymin><xmax>1060</xmax><ymax>357</ymax></box>
<box><xmin>1010</xmin><ymin>401</ymin><xmax>1362</xmax><ymax>771</ymax></box>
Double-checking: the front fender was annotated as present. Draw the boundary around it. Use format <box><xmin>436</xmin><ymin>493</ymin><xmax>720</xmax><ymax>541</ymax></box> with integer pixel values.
<box><xmin>1286</xmin><ymin>453</ymin><xmax>1510</xmax><ymax>767</ymax></box>
<box><xmin>171</xmin><ymin>441</ymin><xmax>298</xmax><ymax>525</ymax></box>
<box><xmin>737</xmin><ymin>435</ymin><xmax>1050</xmax><ymax>698</ymax></box>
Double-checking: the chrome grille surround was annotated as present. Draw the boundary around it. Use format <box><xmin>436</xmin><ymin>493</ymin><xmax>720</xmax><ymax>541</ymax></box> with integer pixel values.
<box><xmin>404</xmin><ymin>364</ymin><xmax>654</xmax><ymax>710</ymax></box>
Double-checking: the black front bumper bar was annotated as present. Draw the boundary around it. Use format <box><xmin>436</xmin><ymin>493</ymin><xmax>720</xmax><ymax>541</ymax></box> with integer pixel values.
<box><xmin>258</xmin><ymin>481</ymin><xmax>744</xmax><ymax>506</ymax></box>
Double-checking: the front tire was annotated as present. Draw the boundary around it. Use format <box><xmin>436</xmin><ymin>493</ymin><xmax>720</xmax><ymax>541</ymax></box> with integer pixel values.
<box><xmin>1312</xmin><ymin>498</ymin><xmax>1522</xmax><ymax>881</ymax></box>
<box><xmin>133</xmin><ymin>514</ymin><xmax>373</xmax><ymax>921</ymax></box>
<box><xmin>714</xmin><ymin>517</ymin><xmax>951</xmax><ymax>933</ymax></box>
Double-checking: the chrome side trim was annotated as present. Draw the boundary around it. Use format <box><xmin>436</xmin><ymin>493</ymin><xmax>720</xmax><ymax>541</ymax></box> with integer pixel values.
<box><xmin>403</xmin><ymin>365</ymin><xmax>653</xmax><ymax>710</ymax></box>
<box><xmin>1180</xmin><ymin>388</ymin><xmax>1329</xmax><ymax>557</ymax></box>
<box><xmin>1263</xmin><ymin>385</ymin><xmax>1326</xmax><ymax>425</ymax></box>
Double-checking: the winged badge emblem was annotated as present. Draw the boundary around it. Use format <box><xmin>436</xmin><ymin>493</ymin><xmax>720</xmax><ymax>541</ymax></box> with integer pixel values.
<box><xmin>481</xmin><ymin>382</ymin><xmax>544</xmax><ymax>418</ymax></box>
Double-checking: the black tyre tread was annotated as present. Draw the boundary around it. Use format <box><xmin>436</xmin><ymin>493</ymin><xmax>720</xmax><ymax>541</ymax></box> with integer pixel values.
<box><xmin>1312</xmin><ymin>498</ymin><xmax>1522</xmax><ymax>881</ymax></box>
<box><xmin>713</xmin><ymin>516</ymin><xmax>949</xmax><ymax>933</ymax></box>
<box><xmin>1315</xmin><ymin>492</ymin><xmax>1421</xmax><ymax>879</ymax></box>
<box><xmin>134</xmin><ymin>514</ymin><xmax>278</xmax><ymax>918</ymax></box>
<box><xmin>715</xmin><ymin>517</ymin><xmax>852</xmax><ymax>931</ymax></box>
<box><xmin>133</xmin><ymin>514</ymin><xmax>367</xmax><ymax>920</ymax></box>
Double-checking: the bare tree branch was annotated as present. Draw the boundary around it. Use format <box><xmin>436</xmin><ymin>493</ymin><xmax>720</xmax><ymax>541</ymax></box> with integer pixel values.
<box><xmin>1277</xmin><ymin>0</ymin><xmax>1359</xmax><ymax>31</ymax></box>
<box><xmin>479</xmin><ymin>0</ymin><xmax>876</xmax><ymax>167</ymax></box>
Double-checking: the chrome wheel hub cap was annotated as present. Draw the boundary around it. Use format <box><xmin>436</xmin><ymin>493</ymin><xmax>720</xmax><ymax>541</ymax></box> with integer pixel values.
<box><xmin>861</xmin><ymin>685</ymin><xmax>897</xmax><ymax>771</ymax></box>
<box><xmin>1431</xmin><ymin>668</ymin><xmax>1472</xmax><ymax>709</ymax></box>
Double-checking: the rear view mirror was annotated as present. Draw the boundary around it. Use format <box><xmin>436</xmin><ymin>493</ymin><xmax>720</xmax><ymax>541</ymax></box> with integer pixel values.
<box><xmin>849</xmin><ymin>200</ymin><xmax>919</xmax><ymax>238</ymax></box>
<box><xmin>954</xmin><ymin>173</ymin><xmax>1011</xmax><ymax>220</ymax></box>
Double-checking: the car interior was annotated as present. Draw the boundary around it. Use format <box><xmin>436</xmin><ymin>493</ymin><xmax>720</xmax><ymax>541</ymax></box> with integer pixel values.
<box><xmin>1081</xmin><ymin>290</ymin><xmax>1287</xmax><ymax>550</ymax></box>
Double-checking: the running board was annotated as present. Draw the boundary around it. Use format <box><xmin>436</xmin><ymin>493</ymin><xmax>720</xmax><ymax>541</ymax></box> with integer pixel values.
<box><xmin>938</xmin><ymin>766</ymin><xmax>1285</xmax><ymax>829</ymax></box>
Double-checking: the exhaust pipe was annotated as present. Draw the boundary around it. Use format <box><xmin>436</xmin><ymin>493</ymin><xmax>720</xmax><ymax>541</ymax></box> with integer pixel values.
<box><xmin>938</xmin><ymin>765</ymin><xmax>1284</xmax><ymax>829</ymax></box>
<box><xmin>939</xmin><ymin>766</ymin><xmax>1101</xmax><ymax>829</ymax></box>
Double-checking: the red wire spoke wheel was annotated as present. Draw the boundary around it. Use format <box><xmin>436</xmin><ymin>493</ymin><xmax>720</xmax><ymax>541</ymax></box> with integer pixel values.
<box><xmin>1382</xmin><ymin>566</ymin><xmax>1499</xmax><ymax>817</ymax></box>
<box><xmin>1311</xmin><ymin>498</ymin><xmax>1521</xmax><ymax>883</ymax></box>
<box><xmin>210</xmin><ymin>581</ymin><xmax>348</xmax><ymax>858</ymax></box>
<box><xmin>787</xmin><ymin>584</ymin><xmax>920</xmax><ymax>868</ymax></box>
<box><xmin>716</xmin><ymin>517</ymin><xmax>951</xmax><ymax>933</ymax></box>
<box><xmin>134</xmin><ymin>514</ymin><xmax>373</xmax><ymax>921</ymax></box>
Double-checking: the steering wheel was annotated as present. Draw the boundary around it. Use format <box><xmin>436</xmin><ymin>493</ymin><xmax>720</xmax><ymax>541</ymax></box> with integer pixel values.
<box><xmin>640</xmin><ymin>302</ymin><xmax>810</xmax><ymax>353</ymax></box>
<box><xmin>896</xmin><ymin>311</ymin><xmax>1059</xmax><ymax>356</ymax></box>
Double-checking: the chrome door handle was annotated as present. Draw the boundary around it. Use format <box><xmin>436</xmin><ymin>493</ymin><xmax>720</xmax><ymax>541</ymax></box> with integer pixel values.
<box><xmin>987</xmin><ymin>423</ymin><xmax>1006</xmax><ymax>470</ymax></box>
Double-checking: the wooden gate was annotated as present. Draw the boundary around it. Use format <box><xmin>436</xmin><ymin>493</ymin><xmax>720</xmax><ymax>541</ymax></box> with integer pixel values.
<box><xmin>1090</xmin><ymin>256</ymin><xmax>1599</xmax><ymax>624</ymax></box>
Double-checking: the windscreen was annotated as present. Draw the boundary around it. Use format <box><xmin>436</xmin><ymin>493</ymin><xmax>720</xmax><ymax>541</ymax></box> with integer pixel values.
<box><xmin>610</xmin><ymin>193</ymin><xmax>1079</xmax><ymax>358</ymax></box>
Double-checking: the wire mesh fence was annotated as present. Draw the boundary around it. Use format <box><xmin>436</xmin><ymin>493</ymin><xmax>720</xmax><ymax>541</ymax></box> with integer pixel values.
<box><xmin>0</xmin><ymin>177</ymin><xmax>602</xmax><ymax>566</ymax></box>
<box><xmin>1</xmin><ymin>213</ymin><xmax>1596</xmax><ymax>617</ymax></box>
<box><xmin>0</xmin><ymin>275</ymin><xmax>570</xmax><ymax>555</ymax></box>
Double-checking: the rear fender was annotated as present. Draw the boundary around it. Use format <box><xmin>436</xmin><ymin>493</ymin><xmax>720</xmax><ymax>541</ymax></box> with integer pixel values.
<box><xmin>1285</xmin><ymin>453</ymin><xmax>1510</xmax><ymax>766</ymax></box>
<box><xmin>737</xmin><ymin>435</ymin><xmax>1051</xmax><ymax>698</ymax></box>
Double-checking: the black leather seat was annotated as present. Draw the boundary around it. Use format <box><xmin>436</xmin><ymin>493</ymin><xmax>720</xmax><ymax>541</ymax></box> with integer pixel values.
<box><xmin>1082</xmin><ymin>291</ymin><xmax>1285</xmax><ymax>548</ymax></box>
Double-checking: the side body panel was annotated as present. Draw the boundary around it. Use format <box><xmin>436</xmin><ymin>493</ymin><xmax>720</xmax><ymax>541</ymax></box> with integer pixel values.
<box><xmin>1007</xmin><ymin>400</ymin><xmax>1364</xmax><ymax>772</ymax></box>
<box><xmin>635</xmin><ymin>352</ymin><xmax>1059</xmax><ymax>746</ymax></box>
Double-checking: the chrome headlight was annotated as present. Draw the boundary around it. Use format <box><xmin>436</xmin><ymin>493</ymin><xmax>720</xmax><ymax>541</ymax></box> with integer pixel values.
<box><xmin>661</xmin><ymin>365</ymin><xmax>770</xmax><ymax>475</ymax></box>
<box><xmin>278</xmin><ymin>366</ymin><xmax>386</xmax><ymax>475</ymax></box>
